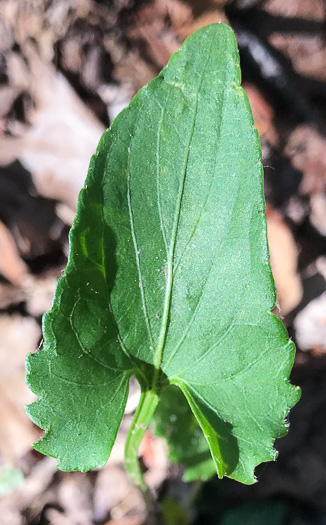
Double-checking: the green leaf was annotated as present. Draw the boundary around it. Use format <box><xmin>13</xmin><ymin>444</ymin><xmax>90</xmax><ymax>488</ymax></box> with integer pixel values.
<box><xmin>153</xmin><ymin>386</ymin><xmax>215</xmax><ymax>482</ymax></box>
<box><xmin>26</xmin><ymin>23</ymin><xmax>300</xmax><ymax>482</ymax></box>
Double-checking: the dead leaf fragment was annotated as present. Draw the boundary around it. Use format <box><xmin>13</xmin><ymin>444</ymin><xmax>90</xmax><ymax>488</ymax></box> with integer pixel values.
<box><xmin>310</xmin><ymin>193</ymin><xmax>326</xmax><ymax>236</ymax></box>
<box><xmin>264</xmin><ymin>0</ymin><xmax>325</xmax><ymax>20</ymax></box>
<box><xmin>0</xmin><ymin>221</ymin><xmax>28</xmax><ymax>286</ymax></box>
<box><xmin>266</xmin><ymin>206</ymin><xmax>303</xmax><ymax>314</ymax></box>
<box><xmin>244</xmin><ymin>83</ymin><xmax>278</xmax><ymax>146</ymax></box>
<box><xmin>270</xmin><ymin>34</ymin><xmax>326</xmax><ymax>82</ymax></box>
<box><xmin>294</xmin><ymin>293</ymin><xmax>326</xmax><ymax>352</ymax></box>
<box><xmin>0</xmin><ymin>315</ymin><xmax>40</xmax><ymax>462</ymax></box>
<box><xmin>286</xmin><ymin>126</ymin><xmax>326</xmax><ymax>196</ymax></box>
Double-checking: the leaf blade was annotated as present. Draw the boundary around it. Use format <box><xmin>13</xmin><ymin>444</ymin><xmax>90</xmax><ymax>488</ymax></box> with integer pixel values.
<box><xmin>26</xmin><ymin>23</ymin><xmax>299</xmax><ymax>480</ymax></box>
<box><xmin>25</xmin><ymin>133</ymin><xmax>134</xmax><ymax>471</ymax></box>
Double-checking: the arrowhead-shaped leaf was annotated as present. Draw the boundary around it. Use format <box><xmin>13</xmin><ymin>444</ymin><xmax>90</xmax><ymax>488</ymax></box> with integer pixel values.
<box><xmin>26</xmin><ymin>23</ymin><xmax>300</xmax><ymax>483</ymax></box>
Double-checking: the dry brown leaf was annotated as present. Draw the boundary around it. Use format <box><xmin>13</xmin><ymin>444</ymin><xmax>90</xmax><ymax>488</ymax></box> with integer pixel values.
<box><xmin>243</xmin><ymin>83</ymin><xmax>278</xmax><ymax>146</ymax></box>
<box><xmin>270</xmin><ymin>34</ymin><xmax>326</xmax><ymax>82</ymax></box>
<box><xmin>286</xmin><ymin>126</ymin><xmax>326</xmax><ymax>196</ymax></box>
<box><xmin>294</xmin><ymin>293</ymin><xmax>326</xmax><ymax>352</ymax></box>
<box><xmin>0</xmin><ymin>54</ymin><xmax>104</xmax><ymax>209</ymax></box>
<box><xmin>266</xmin><ymin>206</ymin><xmax>303</xmax><ymax>315</ymax></box>
<box><xmin>142</xmin><ymin>431</ymin><xmax>169</xmax><ymax>491</ymax></box>
<box><xmin>23</xmin><ymin>274</ymin><xmax>57</xmax><ymax>317</ymax></box>
<box><xmin>264</xmin><ymin>0</ymin><xmax>325</xmax><ymax>20</ymax></box>
<box><xmin>130</xmin><ymin>21</ymin><xmax>178</xmax><ymax>68</ymax></box>
<box><xmin>175</xmin><ymin>10</ymin><xmax>228</xmax><ymax>40</ymax></box>
<box><xmin>128</xmin><ymin>0</ymin><xmax>182</xmax><ymax>68</ymax></box>
<box><xmin>310</xmin><ymin>193</ymin><xmax>326</xmax><ymax>236</ymax></box>
<box><xmin>0</xmin><ymin>457</ymin><xmax>57</xmax><ymax>522</ymax></box>
<box><xmin>0</xmin><ymin>273</ymin><xmax>58</xmax><ymax>313</ymax></box>
<box><xmin>0</xmin><ymin>315</ymin><xmax>40</xmax><ymax>462</ymax></box>
<box><xmin>94</xmin><ymin>465</ymin><xmax>144</xmax><ymax>523</ymax></box>
<box><xmin>0</xmin><ymin>282</ymin><xmax>25</xmax><ymax>309</ymax></box>
<box><xmin>57</xmin><ymin>472</ymin><xmax>93</xmax><ymax>525</ymax></box>
<box><xmin>44</xmin><ymin>508</ymin><xmax>72</xmax><ymax>525</ymax></box>
<box><xmin>165</xmin><ymin>0</ymin><xmax>193</xmax><ymax>29</ymax></box>
<box><xmin>0</xmin><ymin>221</ymin><xmax>28</xmax><ymax>286</ymax></box>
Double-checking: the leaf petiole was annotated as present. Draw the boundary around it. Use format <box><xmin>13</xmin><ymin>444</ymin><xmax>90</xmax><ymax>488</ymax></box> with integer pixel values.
<box><xmin>125</xmin><ymin>387</ymin><xmax>160</xmax><ymax>490</ymax></box>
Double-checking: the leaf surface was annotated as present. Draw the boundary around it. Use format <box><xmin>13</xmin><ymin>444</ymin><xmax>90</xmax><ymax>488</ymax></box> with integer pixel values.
<box><xmin>153</xmin><ymin>386</ymin><xmax>215</xmax><ymax>482</ymax></box>
<box><xmin>26</xmin><ymin>23</ymin><xmax>299</xmax><ymax>482</ymax></box>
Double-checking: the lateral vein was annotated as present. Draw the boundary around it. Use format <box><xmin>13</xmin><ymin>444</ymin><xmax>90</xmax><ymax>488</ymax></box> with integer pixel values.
<box><xmin>127</xmin><ymin>162</ymin><xmax>156</xmax><ymax>351</ymax></box>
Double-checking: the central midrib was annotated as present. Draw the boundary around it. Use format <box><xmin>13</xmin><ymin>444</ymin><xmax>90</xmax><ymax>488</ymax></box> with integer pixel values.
<box><xmin>151</xmin><ymin>56</ymin><xmax>210</xmax><ymax>388</ymax></box>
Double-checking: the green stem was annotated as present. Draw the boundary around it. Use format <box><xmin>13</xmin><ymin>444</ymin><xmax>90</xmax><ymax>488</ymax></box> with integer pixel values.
<box><xmin>125</xmin><ymin>388</ymin><xmax>160</xmax><ymax>491</ymax></box>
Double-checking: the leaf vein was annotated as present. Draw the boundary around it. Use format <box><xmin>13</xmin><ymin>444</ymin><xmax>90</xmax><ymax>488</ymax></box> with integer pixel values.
<box><xmin>156</xmin><ymin>107</ymin><xmax>168</xmax><ymax>253</ymax></box>
<box><xmin>127</xmin><ymin>150</ymin><xmax>156</xmax><ymax>351</ymax></box>
<box><xmin>69</xmin><ymin>295</ymin><xmax>125</xmax><ymax>372</ymax></box>
<box><xmin>152</xmin><ymin>45</ymin><xmax>213</xmax><ymax>376</ymax></box>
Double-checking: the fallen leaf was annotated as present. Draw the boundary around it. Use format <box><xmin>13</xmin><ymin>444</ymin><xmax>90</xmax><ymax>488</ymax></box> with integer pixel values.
<box><xmin>0</xmin><ymin>221</ymin><xmax>28</xmax><ymax>286</ymax></box>
<box><xmin>266</xmin><ymin>206</ymin><xmax>303</xmax><ymax>314</ymax></box>
<box><xmin>0</xmin><ymin>315</ymin><xmax>40</xmax><ymax>462</ymax></box>
<box><xmin>294</xmin><ymin>293</ymin><xmax>326</xmax><ymax>352</ymax></box>
<box><xmin>286</xmin><ymin>126</ymin><xmax>326</xmax><ymax>196</ymax></box>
